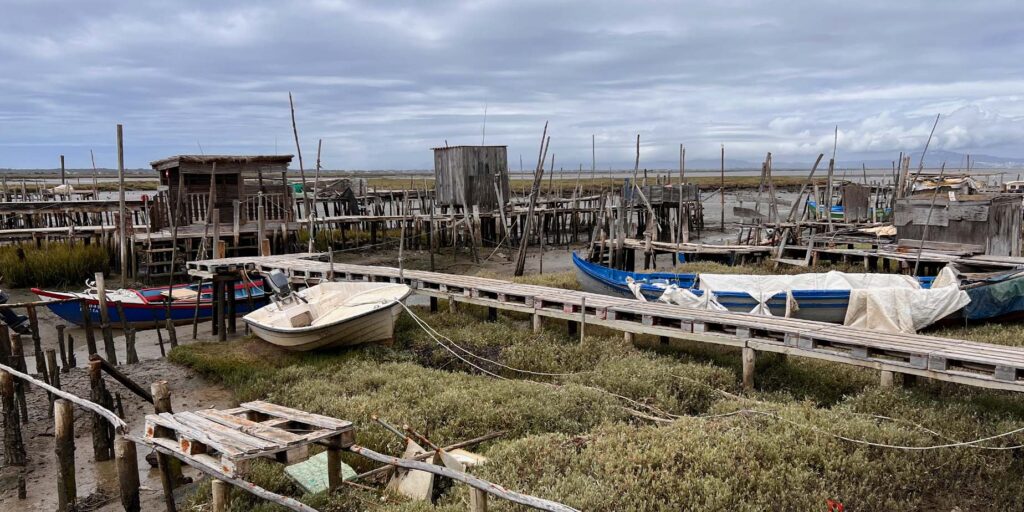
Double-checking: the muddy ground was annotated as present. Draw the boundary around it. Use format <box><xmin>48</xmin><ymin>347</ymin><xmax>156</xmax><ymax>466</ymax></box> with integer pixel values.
<box><xmin>0</xmin><ymin>319</ymin><xmax>237</xmax><ymax>511</ymax></box>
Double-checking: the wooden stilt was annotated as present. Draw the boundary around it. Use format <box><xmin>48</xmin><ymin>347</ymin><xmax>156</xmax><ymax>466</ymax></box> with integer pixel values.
<box><xmin>116</xmin><ymin>436</ymin><xmax>141</xmax><ymax>512</ymax></box>
<box><xmin>0</xmin><ymin>370</ymin><xmax>26</xmax><ymax>466</ymax></box>
<box><xmin>96</xmin><ymin>272</ymin><xmax>119</xmax><ymax>365</ymax></box>
<box><xmin>211</xmin><ymin>479</ymin><xmax>231</xmax><ymax>512</ymax></box>
<box><xmin>152</xmin><ymin>381</ymin><xmax>180</xmax><ymax>511</ymax></box>
<box><xmin>470</xmin><ymin>487</ymin><xmax>489</xmax><ymax>512</ymax></box>
<box><xmin>55</xmin><ymin>399</ymin><xmax>77</xmax><ymax>511</ymax></box>
<box><xmin>880</xmin><ymin>370</ymin><xmax>895</xmax><ymax>388</ymax></box>
<box><xmin>532</xmin><ymin>312</ymin><xmax>542</xmax><ymax>333</ymax></box>
<box><xmin>89</xmin><ymin>360</ymin><xmax>114</xmax><ymax>461</ymax></box>
<box><xmin>742</xmin><ymin>347</ymin><xmax>756</xmax><ymax>391</ymax></box>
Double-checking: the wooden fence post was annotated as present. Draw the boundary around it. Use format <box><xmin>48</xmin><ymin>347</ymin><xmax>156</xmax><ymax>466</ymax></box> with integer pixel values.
<box><xmin>1</xmin><ymin>370</ymin><xmax>26</xmax><ymax>466</ymax></box>
<box><xmin>96</xmin><ymin>272</ymin><xmax>119</xmax><ymax>365</ymax></box>
<box><xmin>55</xmin><ymin>399</ymin><xmax>77</xmax><ymax>511</ymax></box>
<box><xmin>742</xmin><ymin>347</ymin><xmax>756</xmax><ymax>391</ymax></box>
<box><xmin>56</xmin><ymin>324</ymin><xmax>69</xmax><ymax>372</ymax></box>
<box><xmin>27</xmin><ymin>305</ymin><xmax>47</xmax><ymax>380</ymax></box>
<box><xmin>67</xmin><ymin>334</ymin><xmax>77</xmax><ymax>369</ymax></box>
<box><xmin>88</xmin><ymin>360</ymin><xmax>115</xmax><ymax>461</ymax></box>
<box><xmin>152</xmin><ymin>380</ymin><xmax>181</xmax><ymax>511</ymax></box>
<box><xmin>116</xmin><ymin>436</ymin><xmax>141</xmax><ymax>512</ymax></box>
<box><xmin>80</xmin><ymin>299</ymin><xmax>98</xmax><ymax>356</ymax></box>
<box><xmin>211</xmin><ymin>480</ymin><xmax>231</xmax><ymax>512</ymax></box>
<box><xmin>10</xmin><ymin>334</ymin><xmax>28</xmax><ymax>418</ymax></box>
<box><xmin>470</xmin><ymin>487</ymin><xmax>488</xmax><ymax>512</ymax></box>
<box><xmin>45</xmin><ymin>349</ymin><xmax>59</xmax><ymax>416</ymax></box>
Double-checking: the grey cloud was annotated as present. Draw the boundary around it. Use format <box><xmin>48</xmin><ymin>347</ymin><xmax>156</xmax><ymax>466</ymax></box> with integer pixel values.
<box><xmin>2</xmin><ymin>1</ymin><xmax>1024</xmax><ymax>170</ymax></box>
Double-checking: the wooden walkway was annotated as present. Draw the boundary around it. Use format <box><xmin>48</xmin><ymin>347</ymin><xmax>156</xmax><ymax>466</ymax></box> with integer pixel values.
<box><xmin>188</xmin><ymin>253</ymin><xmax>1024</xmax><ymax>393</ymax></box>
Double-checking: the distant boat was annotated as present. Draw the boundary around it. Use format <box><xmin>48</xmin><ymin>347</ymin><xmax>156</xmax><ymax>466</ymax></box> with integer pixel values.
<box><xmin>572</xmin><ymin>252</ymin><xmax>936</xmax><ymax>324</ymax></box>
<box><xmin>32</xmin><ymin>280</ymin><xmax>267</xmax><ymax>328</ymax></box>
<box><xmin>243</xmin><ymin>279</ymin><xmax>411</xmax><ymax>351</ymax></box>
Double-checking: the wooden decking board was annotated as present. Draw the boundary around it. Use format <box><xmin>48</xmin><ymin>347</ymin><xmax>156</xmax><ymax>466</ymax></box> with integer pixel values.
<box><xmin>241</xmin><ymin>401</ymin><xmax>353</xmax><ymax>431</ymax></box>
<box><xmin>188</xmin><ymin>253</ymin><xmax>1024</xmax><ymax>392</ymax></box>
<box><xmin>195</xmin><ymin>409</ymin><xmax>306</xmax><ymax>445</ymax></box>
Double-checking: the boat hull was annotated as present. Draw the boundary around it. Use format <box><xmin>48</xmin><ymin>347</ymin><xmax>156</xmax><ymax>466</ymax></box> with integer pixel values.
<box><xmin>245</xmin><ymin>302</ymin><xmax>404</xmax><ymax>351</ymax></box>
<box><xmin>32</xmin><ymin>283</ymin><xmax>267</xmax><ymax>329</ymax></box>
<box><xmin>573</xmin><ymin>251</ymin><xmax>892</xmax><ymax>324</ymax></box>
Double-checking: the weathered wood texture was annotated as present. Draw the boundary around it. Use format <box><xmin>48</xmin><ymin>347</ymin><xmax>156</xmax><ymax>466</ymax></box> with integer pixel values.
<box><xmin>894</xmin><ymin>195</ymin><xmax>1022</xmax><ymax>256</ymax></box>
<box><xmin>433</xmin><ymin>146</ymin><xmax>510</xmax><ymax>210</ymax></box>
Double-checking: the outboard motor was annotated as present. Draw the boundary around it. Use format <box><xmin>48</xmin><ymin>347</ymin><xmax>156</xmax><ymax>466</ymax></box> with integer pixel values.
<box><xmin>265</xmin><ymin>269</ymin><xmax>293</xmax><ymax>299</ymax></box>
<box><xmin>0</xmin><ymin>290</ymin><xmax>30</xmax><ymax>334</ymax></box>
<box><xmin>263</xmin><ymin>269</ymin><xmax>306</xmax><ymax>306</ymax></box>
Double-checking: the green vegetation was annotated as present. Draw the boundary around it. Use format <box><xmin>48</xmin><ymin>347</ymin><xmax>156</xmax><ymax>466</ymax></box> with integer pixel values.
<box><xmin>172</xmin><ymin>301</ymin><xmax>1024</xmax><ymax>511</ymax></box>
<box><xmin>0</xmin><ymin>242</ymin><xmax>109</xmax><ymax>287</ymax></box>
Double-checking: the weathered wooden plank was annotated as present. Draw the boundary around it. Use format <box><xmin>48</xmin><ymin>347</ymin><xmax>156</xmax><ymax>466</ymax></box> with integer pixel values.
<box><xmin>196</xmin><ymin>409</ymin><xmax>305</xmax><ymax>445</ymax></box>
<box><xmin>242</xmin><ymin>401</ymin><xmax>353</xmax><ymax>431</ymax></box>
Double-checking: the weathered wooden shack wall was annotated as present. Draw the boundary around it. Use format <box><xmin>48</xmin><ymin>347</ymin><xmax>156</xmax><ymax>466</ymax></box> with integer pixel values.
<box><xmin>433</xmin><ymin>146</ymin><xmax>509</xmax><ymax>210</ymax></box>
<box><xmin>894</xmin><ymin>195</ymin><xmax>1022</xmax><ymax>256</ymax></box>
<box><xmin>155</xmin><ymin>156</ymin><xmax>292</xmax><ymax>225</ymax></box>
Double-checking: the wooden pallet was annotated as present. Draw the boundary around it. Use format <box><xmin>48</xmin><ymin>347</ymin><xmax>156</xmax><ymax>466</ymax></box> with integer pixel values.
<box><xmin>186</xmin><ymin>254</ymin><xmax>1024</xmax><ymax>392</ymax></box>
<box><xmin>143</xmin><ymin>400</ymin><xmax>355</xmax><ymax>477</ymax></box>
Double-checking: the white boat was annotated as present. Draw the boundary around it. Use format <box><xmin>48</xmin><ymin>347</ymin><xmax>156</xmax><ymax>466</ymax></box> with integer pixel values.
<box><xmin>243</xmin><ymin>277</ymin><xmax>412</xmax><ymax>351</ymax></box>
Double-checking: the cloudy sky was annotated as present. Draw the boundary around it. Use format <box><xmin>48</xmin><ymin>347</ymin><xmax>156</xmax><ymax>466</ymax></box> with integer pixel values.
<box><xmin>2</xmin><ymin>0</ymin><xmax>1024</xmax><ymax>170</ymax></box>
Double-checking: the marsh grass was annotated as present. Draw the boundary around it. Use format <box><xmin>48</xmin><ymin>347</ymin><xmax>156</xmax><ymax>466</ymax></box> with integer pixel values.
<box><xmin>172</xmin><ymin>305</ymin><xmax>1024</xmax><ymax>511</ymax></box>
<box><xmin>0</xmin><ymin>242</ymin><xmax>109</xmax><ymax>287</ymax></box>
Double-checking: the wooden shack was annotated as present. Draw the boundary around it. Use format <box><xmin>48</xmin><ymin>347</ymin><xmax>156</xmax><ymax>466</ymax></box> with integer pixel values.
<box><xmin>150</xmin><ymin>155</ymin><xmax>294</xmax><ymax>228</ymax></box>
<box><xmin>432</xmin><ymin>146</ymin><xmax>510</xmax><ymax>210</ymax></box>
<box><xmin>894</xmin><ymin>194</ymin><xmax>1022</xmax><ymax>256</ymax></box>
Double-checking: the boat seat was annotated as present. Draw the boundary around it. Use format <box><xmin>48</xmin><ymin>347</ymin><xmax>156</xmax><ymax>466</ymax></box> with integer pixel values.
<box><xmin>288</xmin><ymin>310</ymin><xmax>314</xmax><ymax>328</ymax></box>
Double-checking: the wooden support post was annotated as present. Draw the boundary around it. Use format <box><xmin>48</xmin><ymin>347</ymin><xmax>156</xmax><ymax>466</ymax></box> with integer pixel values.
<box><xmin>227</xmin><ymin>280</ymin><xmax>237</xmax><ymax>335</ymax></box>
<box><xmin>152</xmin><ymin>381</ymin><xmax>180</xmax><ymax>511</ymax></box>
<box><xmin>1</xmin><ymin>370</ymin><xmax>26</xmax><ymax>466</ymax></box>
<box><xmin>210</xmin><ymin>279</ymin><xmax>220</xmax><ymax>337</ymax></box>
<box><xmin>115</xmin><ymin>301</ymin><xmax>139</xmax><ymax>364</ymax></box>
<box><xmin>56</xmin><ymin>324</ymin><xmax>68</xmax><ymax>372</ymax></box>
<box><xmin>55</xmin><ymin>399</ymin><xmax>77</xmax><ymax>512</ymax></box>
<box><xmin>89</xmin><ymin>360</ymin><xmax>114</xmax><ymax>461</ymax></box>
<box><xmin>880</xmin><ymin>370</ymin><xmax>895</xmax><ymax>388</ymax></box>
<box><xmin>10</xmin><ymin>335</ymin><xmax>27</xmax><ymax>418</ymax></box>
<box><xmin>470</xmin><ymin>487</ymin><xmax>488</xmax><ymax>512</ymax></box>
<box><xmin>566</xmin><ymin>320</ymin><xmax>578</xmax><ymax>337</ymax></box>
<box><xmin>623</xmin><ymin>331</ymin><xmax>634</xmax><ymax>344</ymax></box>
<box><xmin>579</xmin><ymin>297</ymin><xmax>586</xmax><ymax>342</ymax></box>
<box><xmin>217</xmin><ymin>278</ymin><xmax>227</xmax><ymax>342</ymax></box>
<box><xmin>741</xmin><ymin>347</ymin><xmax>756</xmax><ymax>391</ymax></box>
<box><xmin>532</xmin><ymin>312</ymin><xmax>542</xmax><ymax>334</ymax></box>
<box><xmin>211</xmin><ymin>480</ymin><xmax>231</xmax><ymax>512</ymax></box>
<box><xmin>166</xmin><ymin>317</ymin><xmax>178</xmax><ymax>349</ymax></box>
<box><xmin>45</xmin><ymin>349</ymin><xmax>59</xmax><ymax>414</ymax></box>
<box><xmin>116</xmin><ymin>436</ymin><xmax>141</xmax><ymax>512</ymax></box>
<box><xmin>79</xmin><ymin>299</ymin><xmax>98</xmax><ymax>356</ymax></box>
<box><xmin>429</xmin><ymin>297</ymin><xmax>438</xmax><ymax>313</ymax></box>
<box><xmin>448</xmin><ymin>296</ymin><xmax>459</xmax><ymax>314</ymax></box>
<box><xmin>67</xmin><ymin>334</ymin><xmax>77</xmax><ymax>369</ymax></box>
<box><xmin>487</xmin><ymin>307</ymin><xmax>497</xmax><ymax>323</ymax></box>
<box><xmin>27</xmin><ymin>306</ymin><xmax>46</xmax><ymax>379</ymax></box>
<box><xmin>327</xmin><ymin>435</ymin><xmax>343</xmax><ymax>492</ymax></box>
<box><xmin>96</xmin><ymin>272</ymin><xmax>119</xmax><ymax>365</ymax></box>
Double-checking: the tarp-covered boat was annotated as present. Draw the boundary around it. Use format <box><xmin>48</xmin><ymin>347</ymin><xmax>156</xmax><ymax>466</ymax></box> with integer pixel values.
<box><xmin>32</xmin><ymin>280</ymin><xmax>267</xmax><ymax>328</ymax></box>
<box><xmin>244</xmin><ymin>275</ymin><xmax>411</xmax><ymax>351</ymax></box>
<box><xmin>572</xmin><ymin>252</ymin><xmax>959</xmax><ymax>327</ymax></box>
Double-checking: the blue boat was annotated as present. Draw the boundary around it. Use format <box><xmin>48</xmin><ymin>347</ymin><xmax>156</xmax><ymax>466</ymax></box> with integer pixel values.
<box><xmin>573</xmin><ymin>252</ymin><xmax>934</xmax><ymax>323</ymax></box>
<box><xmin>32</xmin><ymin>280</ymin><xmax>268</xmax><ymax>329</ymax></box>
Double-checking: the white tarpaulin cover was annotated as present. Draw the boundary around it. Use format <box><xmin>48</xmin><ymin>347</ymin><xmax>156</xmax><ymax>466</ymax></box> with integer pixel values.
<box><xmin>844</xmin><ymin>267</ymin><xmax>970</xmax><ymax>333</ymax></box>
<box><xmin>697</xmin><ymin>271</ymin><xmax>921</xmax><ymax>315</ymax></box>
<box><xmin>657</xmin><ymin>285</ymin><xmax>729</xmax><ymax>311</ymax></box>
<box><xmin>652</xmin><ymin>268</ymin><xmax>969</xmax><ymax>333</ymax></box>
